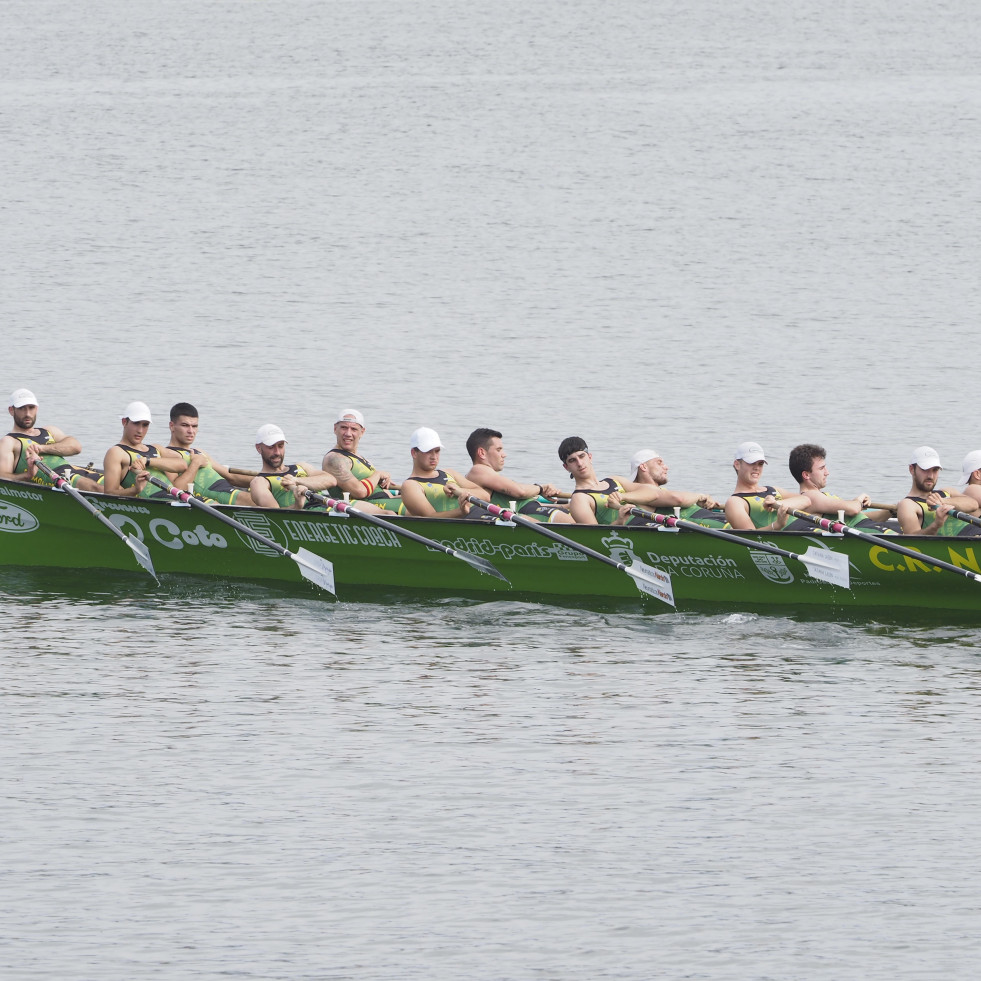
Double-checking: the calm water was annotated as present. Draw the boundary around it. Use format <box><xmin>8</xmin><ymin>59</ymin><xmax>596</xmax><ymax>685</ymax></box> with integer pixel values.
<box><xmin>3</xmin><ymin>1</ymin><xmax>981</xmax><ymax>978</ymax></box>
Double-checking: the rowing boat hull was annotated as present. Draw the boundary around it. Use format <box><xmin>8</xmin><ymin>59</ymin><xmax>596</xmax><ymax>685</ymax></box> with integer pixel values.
<box><xmin>2</xmin><ymin>479</ymin><xmax>980</xmax><ymax>613</ymax></box>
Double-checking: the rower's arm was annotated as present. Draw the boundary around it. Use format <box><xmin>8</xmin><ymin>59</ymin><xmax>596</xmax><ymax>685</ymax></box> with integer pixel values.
<box><xmin>323</xmin><ymin>452</ymin><xmax>375</xmax><ymax>499</ymax></box>
<box><xmin>0</xmin><ymin>435</ymin><xmax>30</xmax><ymax>480</ymax></box>
<box><xmin>804</xmin><ymin>490</ymin><xmax>868</xmax><ymax>517</ymax></box>
<box><xmin>294</xmin><ymin>465</ymin><xmax>338</xmax><ymax>494</ymax></box>
<box><xmin>896</xmin><ymin>498</ymin><xmax>928</xmax><ymax>535</ymax></box>
<box><xmin>35</xmin><ymin>430</ymin><xmax>81</xmax><ymax>458</ymax></box>
<box><xmin>102</xmin><ymin>446</ymin><xmax>147</xmax><ymax>497</ymax></box>
<box><xmin>724</xmin><ymin>496</ymin><xmax>754</xmax><ymax>530</ymax></box>
<box><xmin>464</xmin><ymin>466</ymin><xmax>539</xmax><ymax>501</ymax></box>
<box><xmin>170</xmin><ymin>451</ymin><xmax>208</xmax><ymax>492</ymax></box>
<box><xmin>568</xmin><ymin>493</ymin><xmax>598</xmax><ymax>525</ymax></box>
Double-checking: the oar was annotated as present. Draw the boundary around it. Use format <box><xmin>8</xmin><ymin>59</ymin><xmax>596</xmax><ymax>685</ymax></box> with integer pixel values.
<box><xmin>625</xmin><ymin>504</ymin><xmax>850</xmax><ymax>589</ymax></box>
<box><xmin>785</xmin><ymin>507</ymin><xmax>981</xmax><ymax>583</ymax></box>
<box><xmin>465</xmin><ymin>496</ymin><xmax>675</xmax><ymax>606</ymax></box>
<box><xmin>303</xmin><ymin>490</ymin><xmax>509</xmax><ymax>583</ymax></box>
<box><xmin>147</xmin><ymin>475</ymin><xmax>335</xmax><ymax>595</ymax></box>
<box><xmin>33</xmin><ymin>458</ymin><xmax>157</xmax><ymax>580</ymax></box>
<box><xmin>949</xmin><ymin>509</ymin><xmax>981</xmax><ymax>529</ymax></box>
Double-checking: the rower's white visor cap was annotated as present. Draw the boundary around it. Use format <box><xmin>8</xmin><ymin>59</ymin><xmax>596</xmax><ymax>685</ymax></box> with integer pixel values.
<box><xmin>629</xmin><ymin>449</ymin><xmax>659</xmax><ymax>482</ymax></box>
<box><xmin>961</xmin><ymin>450</ymin><xmax>981</xmax><ymax>484</ymax></box>
<box><xmin>910</xmin><ymin>446</ymin><xmax>942</xmax><ymax>470</ymax></box>
<box><xmin>256</xmin><ymin>423</ymin><xmax>288</xmax><ymax>446</ymax></box>
<box><xmin>336</xmin><ymin>409</ymin><xmax>365</xmax><ymax>427</ymax></box>
<box><xmin>735</xmin><ymin>441</ymin><xmax>767</xmax><ymax>464</ymax></box>
<box><xmin>9</xmin><ymin>388</ymin><xmax>38</xmax><ymax>408</ymax></box>
<box><xmin>123</xmin><ymin>401</ymin><xmax>152</xmax><ymax>423</ymax></box>
<box><xmin>410</xmin><ymin>427</ymin><xmax>442</xmax><ymax>452</ymax></box>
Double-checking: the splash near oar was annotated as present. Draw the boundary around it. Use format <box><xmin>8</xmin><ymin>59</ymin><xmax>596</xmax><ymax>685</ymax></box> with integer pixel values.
<box><xmin>466</xmin><ymin>497</ymin><xmax>675</xmax><ymax>606</ymax></box>
<box><xmin>33</xmin><ymin>458</ymin><xmax>157</xmax><ymax>581</ymax></box>
<box><xmin>784</xmin><ymin>508</ymin><xmax>981</xmax><ymax>584</ymax></box>
<box><xmin>147</xmin><ymin>476</ymin><xmax>335</xmax><ymax>595</ymax></box>
<box><xmin>303</xmin><ymin>490</ymin><xmax>509</xmax><ymax>583</ymax></box>
<box><xmin>626</xmin><ymin>504</ymin><xmax>851</xmax><ymax>590</ymax></box>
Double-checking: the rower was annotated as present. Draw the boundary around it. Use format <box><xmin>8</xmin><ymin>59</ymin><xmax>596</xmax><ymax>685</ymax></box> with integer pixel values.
<box><xmin>400</xmin><ymin>427</ymin><xmax>489</xmax><ymax>518</ymax></box>
<box><xmin>616</xmin><ymin>448</ymin><xmax>725</xmax><ymax>528</ymax></box>
<box><xmin>464</xmin><ymin>427</ymin><xmax>573</xmax><ymax>524</ymax></box>
<box><xmin>0</xmin><ymin>387</ymin><xmax>100</xmax><ymax>490</ymax></box>
<box><xmin>958</xmin><ymin>450</ymin><xmax>981</xmax><ymax>509</ymax></box>
<box><xmin>896</xmin><ymin>446</ymin><xmax>980</xmax><ymax>536</ymax></box>
<box><xmin>723</xmin><ymin>441</ymin><xmax>811</xmax><ymax>531</ymax></box>
<box><xmin>558</xmin><ymin>436</ymin><xmax>638</xmax><ymax>525</ymax></box>
<box><xmin>248</xmin><ymin>423</ymin><xmax>338</xmax><ymax>509</ymax></box>
<box><xmin>321</xmin><ymin>408</ymin><xmax>403</xmax><ymax>513</ymax></box>
<box><xmin>162</xmin><ymin>402</ymin><xmax>255</xmax><ymax>506</ymax></box>
<box><xmin>787</xmin><ymin>443</ymin><xmax>892</xmax><ymax>531</ymax></box>
<box><xmin>102</xmin><ymin>401</ymin><xmax>188</xmax><ymax>499</ymax></box>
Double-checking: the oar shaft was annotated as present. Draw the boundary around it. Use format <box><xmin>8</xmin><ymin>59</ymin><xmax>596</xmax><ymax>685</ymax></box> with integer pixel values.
<box><xmin>626</xmin><ymin>505</ymin><xmax>804</xmax><ymax>564</ymax></box>
<box><xmin>34</xmin><ymin>460</ymin><xmax>121</xmax><ymax>535</ymax></box>
<box><xmin>785</xmin><ymin>508</ymin><xmax>981</xmax><ymax>582</ymax></box>
<box><xmin>468</xmin><ymin>497</ymin><xmax>628</xmax><ymax>573</ymax></box>
<box><xmin>148</xmin><ymin>475</ymin><xmax>290</xmax><ymax>559</ymax></box>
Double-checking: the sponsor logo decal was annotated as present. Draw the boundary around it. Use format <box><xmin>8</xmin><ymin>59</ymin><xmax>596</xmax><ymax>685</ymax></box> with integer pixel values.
<box><xmin>232</xmin><ymin>512</ymin><xmax>287</xmax><ymax>557</ymax></box>
<box><xmin>0</xmin><ymin>500</ymin><xmax>39</xmax><ymax>533</ymax></box>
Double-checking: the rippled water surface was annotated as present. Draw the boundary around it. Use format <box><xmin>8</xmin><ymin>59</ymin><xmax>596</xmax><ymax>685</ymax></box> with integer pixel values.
<box><xmin>3</xmin><ymin>1</ymin><xmax>981</xmax><ymax>978</ymax></box>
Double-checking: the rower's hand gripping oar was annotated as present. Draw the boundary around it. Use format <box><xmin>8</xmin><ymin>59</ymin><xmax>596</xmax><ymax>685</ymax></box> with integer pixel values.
<box><xmin>626</xmin><ymin>505</ymin><xmax>851</xmax><ymax>589</ymax></box>
<box><xmin>948</xmin><ymin>509</ymin><xmax>981</xmax><ymax>530</ymax></box>
<box><xmin>303</xmin><ymin>490</ymin><xmax>508</xmax><ymax>583</ymax></box>
<box><xmin>147</xmin><ymin>476</ymin><xmax>335</xmax><ymax>595</ymax></box>
<box><xmin>784</xmin><ymin>507</ymin><xmax>981</xmax><ymax>584</ymax></box>
<box><xmin>33</xmin><ymin>458</ymin><xmax>157</xmax><ymax>581</ymax></box>
<box><xmin>466</xmin><ymin>496</ymin><xmax>675</xmax><ymax>606</ymax></box>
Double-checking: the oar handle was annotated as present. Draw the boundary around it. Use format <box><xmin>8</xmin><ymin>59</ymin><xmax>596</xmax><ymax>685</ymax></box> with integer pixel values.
<box><xmin>949</xmin><ymin>509</ymin><xmax>981</xmax><ymax>529</ymax></box>
<box><xmin>229</xmin><ymin>467</ymin><xmax>259</xmax><ymax>476</ymax></box>
<box><xmin>869</xmin><ymin>501</ymin><xmax>898</xmax><ymax>513</ymax></box>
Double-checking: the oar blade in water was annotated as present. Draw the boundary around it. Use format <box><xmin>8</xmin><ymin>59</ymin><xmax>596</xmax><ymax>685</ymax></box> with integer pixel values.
<box><xmin>452</xmin><ymin>549</ymin><xmax>509</xmax><ymax>583</ymax></box>
<box><xmin>293</xmin><ymin>547</ymin><xmax>336</xmax><ymax>596</ymax></box>
<box><xmin>800</xmin><ymin>546</ymin><xmax>850</xmax><ymax>589</ymax></box>
<box><xmin>627</xmin><ymin>561</ymin><xmax>675</xmax><ymax>607</ymax></box>
<box><xmin>125</xmin><ymin>535</ymin><xmax>158</xmax><ymax>581</ymax></box>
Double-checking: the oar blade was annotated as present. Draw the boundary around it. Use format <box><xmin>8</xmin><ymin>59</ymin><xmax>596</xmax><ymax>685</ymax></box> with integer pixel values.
<box><xmin>125</xmin><ymin>535</ymin><xmax>158</xmax><ymax>581</ymax></box>
<box><xmin>627</xmin><ymin>561</ymin><xmax>675</xmax><ymax>607</ymax></box>
<box><xmin>451</xmin><ymin>549</ymin><xmax>510</xmax><ymax>583</ymax></box>
<box><xmin>293</xmin><ymin>547</ymin><xmax>336</xmax><ymax>596</ymax></box>
<box><xmin>800</xmin><ymin>547</ymin><xmax>850</xmax><ymax>589</ymax></box>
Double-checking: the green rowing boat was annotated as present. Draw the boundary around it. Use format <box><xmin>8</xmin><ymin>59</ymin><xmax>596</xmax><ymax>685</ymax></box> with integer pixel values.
<box><xmin>2</xmin><ymin>477</ymin><xmax>980</xmax><ymax>614</ymax></box>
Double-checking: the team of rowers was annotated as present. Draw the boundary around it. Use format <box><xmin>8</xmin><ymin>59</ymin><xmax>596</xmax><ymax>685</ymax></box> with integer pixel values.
<box><xmin>4</xmin><ymin>387</ymin><xmax>981</xmax><ymax>538</ymax></box>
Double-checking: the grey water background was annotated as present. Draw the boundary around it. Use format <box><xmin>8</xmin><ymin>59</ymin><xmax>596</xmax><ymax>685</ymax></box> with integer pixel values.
<box><xmin>3</xmin><ymin>1</ymin><xmax>981</xmax><ymax>978</ymax></box>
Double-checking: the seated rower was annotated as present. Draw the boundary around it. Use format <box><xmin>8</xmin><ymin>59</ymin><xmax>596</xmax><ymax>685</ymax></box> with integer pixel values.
<box><xmin>102</xmin><ymin>401</ymin><xmax>188</xmax><ymax>499</ymax></box>
<box><xmin>248</xmin><ymin>424</ymin><xmax>339</xmax><ymax>510</ymax></box>
<box><xmin>0</xmin><ymin>387</ymin><xmax>100</xmax><ymax>490</ymax></box>
<box><xmin>958</xmin><ymin>450</ymin><xmax>981</xmax><ymax>509</ymax></box>
<box><xmin>723</xmin><ymin>441</ymin><xmax>811</xmax><ymax>531</ymax></box>
<box><xmin>558</xmin><ymin>436</ymin><xmax>642</xmax><ymax>525</ymax></box>
<box><xmin>615</xmin><ymin>448</ymin><xmax>725</xmax><ymax>528</ymax></box>
<box><xmin>896</xmin><ymin>446</ymin><xmax>980</xmax><ymax>536</ymax></box>
<box><xmin>464</xmin><ymin>427</ymin><xmax>573</xmax><ymax>524</ymax></box>
<box><xmin>787</xmin><ymin>443</ymin><xmax>892</xmax><ymax>532</ymax></box>
<box><xmin>321</xmin><ymin>408</ymin><xmax>403</xmax><ymax>513</ymax></box>
<box><xmin>400</xmin><ymin>427</ymin><xmax>489</xmax><ymax>519</ymax></box>
<box><xmin>163</xmin><ymin>402</ymin><xmax>255</xmax><ymax>506</ymax></box>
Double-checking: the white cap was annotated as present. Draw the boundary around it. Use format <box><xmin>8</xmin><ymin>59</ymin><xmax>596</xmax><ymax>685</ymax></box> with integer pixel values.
<box><xmin>123</xmin><ymin>401</ymin><xmax>152</xmax><ymax>423</ymax></box>
<box><xmin>336</xmin><ymin>408</ymin><xmax>365</xmax><ymax>427</ymax></box>
<box><xmin>410</xmin><ymin>427</ymin><xmax>442</xmax><ymax>452</ymax></box>
<box><xmin>960</xmin><ymin>450</ymin><xmax>981</xmax><ymax>485</ymax></box>
<box><xmin>256</xmin><ymin>423</ymin><xmax>287</xmax><ymax>446</ymax></box>
<box><xmin>910</xmin><ymin>446</ymin><xmax>942</xmax><ymax>470</ymax></box>
<box><xmin>629</xmin><ymin>449</ymin><xmax>659</xmax><ymax>482</ymax></box>
<box><xmin>9</xmin><ymin>388</ymin><xmax>38</xmax><ymax>408</ymax></box>
<box><xmin>735</xmin><ymin>441</ymin><xmax>767</xmax><ymax>464</ymax></box>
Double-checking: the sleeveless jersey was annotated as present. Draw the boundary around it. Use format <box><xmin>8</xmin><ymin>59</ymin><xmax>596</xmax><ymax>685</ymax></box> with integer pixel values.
<box><xmin>404</xmin><ymin>469</ymin><xmax>459</xmax><ymax>513</ymax></box>
<box><xmin>115</xmin><ymin>444</ymin><xmax>172</xmax><ymax>500</ymax></box>
<box><xmin>258</xmin><ymin>463</ymin><xmax>308</xmax><ymax>509</ymax></box>
<box><xmin>729</xmin><ymin>485</ymin><xmax>781</xmax><ymax>529</ymax></box>
<box><xmin>571</xmin><ymin>477</ymin><xmax>624</xmax><ymax>525</ymax></box>
<box><xmin>167</xmin><ymin>447</ymin><xmax>240</xmax><ymax>506</ymax></box>
<box><xmin>327</xmin><ymin>447</ymin><xmax>403</xmax><ymax>511</ymax></box>
<box><xmin>907</xmin><ymin>492</ymin><xmax>981</xmax><ymax>538</ymax></box>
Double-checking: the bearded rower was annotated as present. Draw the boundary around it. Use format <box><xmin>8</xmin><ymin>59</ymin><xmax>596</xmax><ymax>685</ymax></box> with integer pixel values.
<box><xmin>896</xmin><ymin>446</ymin><xmax>980</xmax><ymax>536</ymax></box>
<box><xmin>0</xmin><ymin>387</ymin><xmax>100</xmax><ymax>490</ymax></box>
<box><xmin>248</xmin><ymin>424</ymin><xmax>339</xmax><ymax>509</ymax></box>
